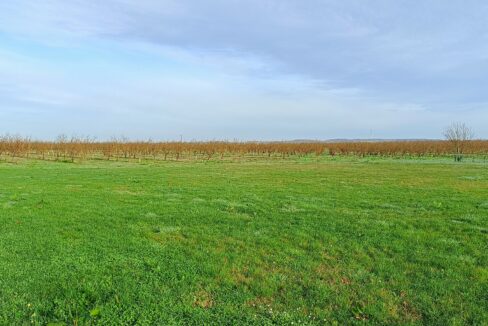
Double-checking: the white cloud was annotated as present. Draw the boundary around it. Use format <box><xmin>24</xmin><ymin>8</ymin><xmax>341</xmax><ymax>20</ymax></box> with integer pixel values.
<box><xmin>0</xmin><ymin>0</ymin><xmax>487</xmax><ymax>138</ymax></box>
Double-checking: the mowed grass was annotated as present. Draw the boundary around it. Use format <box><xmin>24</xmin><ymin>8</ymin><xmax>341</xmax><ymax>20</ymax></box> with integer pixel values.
<box><xmin>0</xmin><ymin>158</ymin><xmax>487</xmax><ymax>325</ymax></box>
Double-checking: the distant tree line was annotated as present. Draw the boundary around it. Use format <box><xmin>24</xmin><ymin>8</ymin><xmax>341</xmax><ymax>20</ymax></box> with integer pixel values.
<box><xmin>0</xmin><ymin>135</ymin><xmax>486</xmax><ymax>163</ymax></box>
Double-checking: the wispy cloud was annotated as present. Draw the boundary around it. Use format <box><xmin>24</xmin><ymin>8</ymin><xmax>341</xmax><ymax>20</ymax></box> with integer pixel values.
<box><xmin>0</xmin><ymin>0</ymin><xmax>487</xmax><ymax>139</ymax></box>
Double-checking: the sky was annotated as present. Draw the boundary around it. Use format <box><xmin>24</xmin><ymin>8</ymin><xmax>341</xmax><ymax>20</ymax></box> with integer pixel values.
<box><xmin>0</xmin><ymin>0</ymin><xmax>487</xmax><ymax>140</ymax></box>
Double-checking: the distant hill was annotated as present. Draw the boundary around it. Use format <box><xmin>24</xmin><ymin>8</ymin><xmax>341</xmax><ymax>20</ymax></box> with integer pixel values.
<box><xmin>281</xmin><ymin>139</ymin><xmax>442</xmax><ymax>143</ymax></box>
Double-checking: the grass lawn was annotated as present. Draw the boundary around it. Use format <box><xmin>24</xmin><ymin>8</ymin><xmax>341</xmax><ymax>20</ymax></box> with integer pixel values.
<box><xmin>0</xmin><ymin>158</ymin><xmax>487</xmax><ymax>325</ymax></box>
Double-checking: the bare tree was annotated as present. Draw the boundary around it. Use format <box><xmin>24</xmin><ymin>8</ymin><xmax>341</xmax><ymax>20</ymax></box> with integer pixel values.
<box><xmin>443</xmin><ymin>122</ymin><xmax>475</xmax><ymax>162</ymax></box>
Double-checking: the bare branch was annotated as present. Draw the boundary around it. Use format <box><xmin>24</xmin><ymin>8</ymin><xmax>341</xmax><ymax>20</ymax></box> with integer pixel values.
<box><xmin>443</xmin><ymin>122</ymin><xmax>475</xmax><ymax>161</ymax></box>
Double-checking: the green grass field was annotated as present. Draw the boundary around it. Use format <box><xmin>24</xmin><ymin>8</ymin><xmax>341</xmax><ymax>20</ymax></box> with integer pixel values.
<box><xmin>0</xmin><ymin>158</ymin><xmax>487</xmax><ymax>325</ymax></box>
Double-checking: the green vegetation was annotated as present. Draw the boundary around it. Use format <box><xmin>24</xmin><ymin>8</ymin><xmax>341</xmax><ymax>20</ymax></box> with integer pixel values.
<box><xmin>0</xmin><ymin>157</ymin><xmax>487</xmax><ymax>325</ymax></box>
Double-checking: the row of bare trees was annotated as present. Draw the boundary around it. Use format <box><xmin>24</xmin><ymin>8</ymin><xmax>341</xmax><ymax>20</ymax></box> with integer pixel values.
<box><xmin>0</xmin><ymin>139</ymin><xmax>486</xmax><ymax>162</ymax></box>
<box><xmin>0</xmin><ymin>124</ymin><xmax>484</xmax><ymax>162</ymax></box>
<box><xmin>0</xmin><ymin>137</ymin><xmax>328</xmax><ymax>162</ymax></box>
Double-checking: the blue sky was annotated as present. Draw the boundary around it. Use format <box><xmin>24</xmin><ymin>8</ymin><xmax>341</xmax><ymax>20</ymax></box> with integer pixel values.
<box><xmin>0</xmin><ymin>1</ymin><xmax>487</xmax><ymax>140</ymax></box>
